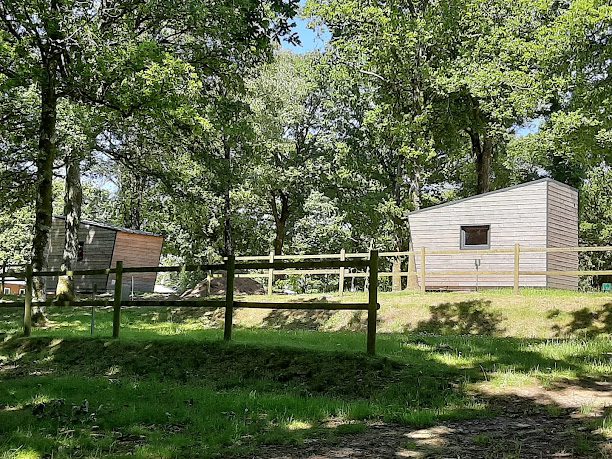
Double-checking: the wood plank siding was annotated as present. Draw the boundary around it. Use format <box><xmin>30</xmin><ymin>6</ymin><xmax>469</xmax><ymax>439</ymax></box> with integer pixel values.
<box><xmin>107</xmin><ymin>232</ymin><xmax>163</xmax><ymax>292</ymax></box>
<box><xmin>46</xmin><ymin>217</ymin><xmax>163</xmax><ymax>293</ymax></box>
<box><xmin>547</xmin><ymin>181</ymin><xmax>579</xmax><ymax>289</ymax></box>
<box><xmin>47</xmin><ymin>218</ymin><xmax>116</xmax><ymax>292</ymax></box>
<box><xmin>408</xmin><ymin>179</ymin><xmax>578</xmax><ymax>290</ymax></box>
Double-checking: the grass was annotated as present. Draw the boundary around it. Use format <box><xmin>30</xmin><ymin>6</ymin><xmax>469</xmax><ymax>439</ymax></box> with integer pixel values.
<box><xmin>0</xmin><ymin>289</ymin><xmax>611</xmax><ymax>458</ymax></box>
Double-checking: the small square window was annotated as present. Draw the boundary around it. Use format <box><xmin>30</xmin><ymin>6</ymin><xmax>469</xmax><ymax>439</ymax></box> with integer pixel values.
<box><xmin>77</xmin><ymin>242</ymin><xmax>84</xmax><ymax>261</ymax></box>
<box><xmin>18</xmin><ymin>288</ymin><xmax>25</xmax><ymax>295</ymax></box>
<box><xmin>3</xmin><ymin>288</ymin><xmax>10</xmax><ymax>295</ymax></box>
<box><xmin>460</xmin><ymin>225</ymin><xmax>490</xmax><ymax>250</ymax></box>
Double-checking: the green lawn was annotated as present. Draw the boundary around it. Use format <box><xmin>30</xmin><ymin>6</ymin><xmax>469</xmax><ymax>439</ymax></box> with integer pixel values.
<box><xmin>0</xmin><ymin>289</ymin><xmax>610</xmax><ymax>458</ymax></box>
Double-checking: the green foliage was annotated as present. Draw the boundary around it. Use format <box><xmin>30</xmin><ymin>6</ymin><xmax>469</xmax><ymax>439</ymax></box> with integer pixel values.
<box><xmin>0</xmin><ymin>206</ymin><xmax>33</xmax><ymax>264</ymax></box>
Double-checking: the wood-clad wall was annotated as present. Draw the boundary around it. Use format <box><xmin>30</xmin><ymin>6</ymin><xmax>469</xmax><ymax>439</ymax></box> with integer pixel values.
<box><xmin>547</xmin><ymin>181</ymin><xmax>579</xmax><ymax>289</ymax></box>
<box><xmin>107</xmin><ymin>232</ymin><xmax>163</xmax><ymax>292</ymax></box>
<box><xmin>409</xmin><ymin>181</ymin><xmax>551</xmax><ymax>289</ymax></box>
<box><xmin>47</xmin><ymin>218</ymin><xmax>116</xmax><ymax>292</ymax></box>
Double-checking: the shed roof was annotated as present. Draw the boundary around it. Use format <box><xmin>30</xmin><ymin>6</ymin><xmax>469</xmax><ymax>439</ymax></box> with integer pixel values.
<box><xmin>53</xmin><ymin>216</ymin><xmax>162</xmax><ymax>237</ymax></box>
<box><xmin>409</xmin><ymin>178</ymin><xmax>577</xmax><ymax>216</ymax></box>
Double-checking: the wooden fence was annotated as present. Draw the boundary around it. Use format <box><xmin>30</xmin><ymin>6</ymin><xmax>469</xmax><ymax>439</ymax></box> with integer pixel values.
<box><xmin>231</xmin><ymin>245</ymin><xmax>612</xmax><ymax>294</ymax></box>
<box><xmin>0</xmin><ymin>252</ymin><xmax>381</xmax><ymax>355</ymax></box>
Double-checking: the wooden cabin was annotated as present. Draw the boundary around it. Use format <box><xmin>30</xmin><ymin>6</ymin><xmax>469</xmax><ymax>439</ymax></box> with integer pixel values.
<box><xmin>1</xmin><ymin>278</ymin><xmax>26</xmax><ymax>296</ymax></box>
<box><xmin>408</xmin><ymin>178</ymin><xmax>579</xmax><ymax>290</ymax></box>
<box><xmin>47</xmin><ymin>217</ymin><xmax>164</xmax><ymax>293</ymax></box>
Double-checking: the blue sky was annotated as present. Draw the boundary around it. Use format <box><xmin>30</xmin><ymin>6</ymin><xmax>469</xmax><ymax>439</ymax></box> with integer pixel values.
<box><xmin>282</xmin><ymin>2</ymin><xmax>330</xmax><ymax>54</ymax></box>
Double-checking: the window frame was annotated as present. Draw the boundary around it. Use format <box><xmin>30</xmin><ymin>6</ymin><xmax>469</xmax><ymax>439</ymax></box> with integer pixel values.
<box><xmin>3</xmin><ymin>287</ymin><xmax>10</xmax><ymax>295</ymax></box>
<box><xmin>460</xmin><ymin>225</ymin><xmax>491</xmax><ymax>250</ymax></box>
<box><xmin>18</xmin><ymin>288</ymin><xmax>25</xmax><ymax>296</ymax></box>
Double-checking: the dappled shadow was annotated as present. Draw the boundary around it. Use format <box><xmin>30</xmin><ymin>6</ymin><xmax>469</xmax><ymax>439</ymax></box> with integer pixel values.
<box><xmin>0</xmin><ymin>334</ymin><xmax>610</xmax><ymax>458</ymax></box>
<box><xmin>346</xmin><ymin>311</ymin><xmax>368</xmax><ymax>332</ymax></box>
<box><xmin>241</xmin><ymin>394</ymin><xmax>611</xmax><ymax>459</ymax></box>
<box><xmin>553</xmin><ymin>303</ymin><xmax>612</xmax><ymax>337</ymax></box>
<box><xmin>261</xmin><ymin>309</ymin><xmax>337</xmax><ymax>330</ymax></box>
<box><xmin>261</xmin><ymin>297</ymin><xmax>341</xmax><ymax>330</ymax></box>
<box><xmin>412</xmin><ymin>300</ymin><xmax>505</xmax><ymax>336</ymax></box>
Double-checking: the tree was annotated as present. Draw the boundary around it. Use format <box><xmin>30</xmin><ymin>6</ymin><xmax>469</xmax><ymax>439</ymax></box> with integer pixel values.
<box><xmin>246</xmin><ymin>51</ymin><xmax>327</xmax><ymax>255</ymax></box>
<box><xmin>510</xmin><ymin>0</ymin><xmax>612</xmax><ymax>188</ymax></box>
<box><xmin>306</xmin><ymin>0</ymin><xmax>557</xmax><ymax>197</ymax></box>
<box><xmin>0</xmin><ymin>0</ymin><xmax>299</xmax><ymax>300</ymax></box>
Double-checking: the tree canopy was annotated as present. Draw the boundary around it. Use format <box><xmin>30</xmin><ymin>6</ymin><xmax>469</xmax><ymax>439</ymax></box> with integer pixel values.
<box><xmin>1</xmin><ymin>0</ymin><xmax>611</xmax><ymax>290</ymax></box>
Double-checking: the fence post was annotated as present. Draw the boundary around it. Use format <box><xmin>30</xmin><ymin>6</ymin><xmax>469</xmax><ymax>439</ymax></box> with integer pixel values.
<box><xmin>91</xmin><ymin>284</ymin><xmax>97</xmax><ymax>336</ymax></box>
<box><xmin>224</xmin><ymin>255</ymin><xmax>236</xmax><ymax>341</ymax></box>
<box><xmin>23</xmin><ymin>264</ymin><xmax>33</xmax><ymax>337</ymax></box>
<box><xmin>367</xmin><ymin>250</ymin><xmax>378</xmax><ymax>356</ymax></box>
<box><xmin>420</xmin><ymin>247</ymin><xmax>427</xmax><ymax>293</ymax></box>
<box><xmin>267</xmin><ymin>250</ymin><xmax>274</xmax><ymax>295</ymax></box>
<box><xmin>514</xmin><ymin>243</ymin><xmax>520</xmax><ymax>295</ymax></box>
<box><xmin>339</xmin><ymin>249</ymin><xmax>346</xmax><ymax>296</ymax></box>
<box><xmin>1</xmin><ymin>260</ymin><xmax>5</xmax><ymax>295</ymax></box>
<box><xmin>392</xmin><ymin>256</ymin><xmax>402</xmax><ymax>292</ymax></box>
<box><xmin>112</xmin><ymin>261</ymin><xmax>123</xmax><ymax>338</ymax></box>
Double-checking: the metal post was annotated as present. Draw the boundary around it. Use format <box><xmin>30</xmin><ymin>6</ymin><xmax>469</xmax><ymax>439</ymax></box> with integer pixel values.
<box><xmin>23</xmin><ymin>264</ymin><xmax>33</xmax><ymax>337</ymax></box>
<box><xmin>224</xmin><ymin>255</ymin><xmax>236</xmax><ymax>341</ymax></box>
<box><xmin>367</xmin><ymin>250</ymin><xmax>379</xmax><ymax>356</ymax></box>
<box><xmin>339</xmin><ymin>249</ymin><xmax>346</xmax><ymax>296</ymax></box>
<box><xmin>112</xmin><ymin>261</ymin><xmax>123</xmax><ymax>338</ymax></box>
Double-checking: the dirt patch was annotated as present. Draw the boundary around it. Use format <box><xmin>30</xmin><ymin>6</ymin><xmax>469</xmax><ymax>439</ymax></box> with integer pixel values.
<box><xmin>478</xmin><ymin>380</ymin><xmax>612</xmax><ymax>414</ymax></box>
<box><xmin>240</xmin><ymin>397</ymin><xmax>611</xmax><ymax>458</ymax></box>
<box><xmin>181</xmin><ymin>277</ymin><xmax>264</xmax><ymax>297</ymax></box>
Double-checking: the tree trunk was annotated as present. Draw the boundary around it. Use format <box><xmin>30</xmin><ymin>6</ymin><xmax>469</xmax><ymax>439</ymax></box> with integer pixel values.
<box><xmin>55</xmin><ymin>154</ymin><xmax>83</xmax><ymax>301</ymax></box>
<box><xmin>223</xmin><ymin>138</ymin><xmax>233</xmax><ymax>256</ymax></box>
<box><xmin>469</xmin><ymin>130</ymin><xmax>493</xmax><ymax>194</ymax></box>
<box><xmin>270</xmin><ymin>190</ymin><xmax>289</xmax><ymax>256</ymax></box>
<box><xmin>119</xmin><ymin>168</ymin><xmax>145</xmax><ymax>230</ymax></box>
<box><xmin>31</xmin><ymin>66</ymin><xmax>58</xmax><ymax>322</ymax></box>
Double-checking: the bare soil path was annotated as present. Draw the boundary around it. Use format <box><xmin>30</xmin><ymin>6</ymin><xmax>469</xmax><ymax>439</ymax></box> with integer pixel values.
<box><xmin>241</xmin><ymin>384</ymin><xmax>612</xmax><ymax>459</ymax></box>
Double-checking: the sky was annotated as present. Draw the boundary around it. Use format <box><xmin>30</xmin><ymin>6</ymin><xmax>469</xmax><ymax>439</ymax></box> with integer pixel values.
<box><xmin>281</xmin><ymin>3</ymin><xmax>330</xmax><ymax>54</ymax></box>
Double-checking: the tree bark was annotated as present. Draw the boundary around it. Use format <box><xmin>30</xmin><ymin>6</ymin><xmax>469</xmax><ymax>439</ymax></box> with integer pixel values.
<box><xmin>223</xmin><ymin>137</ymin><xmax>233</xmax><ymax>256</ymax></box>
<box><xmin>55</xmin><ymin>154</ymin><xmax>82</xmax><ymax>301</ymax></box>
<box><xmin>119</xmin><ymin>168</ymin><xmax>145</xmax><ymax>230</ymax></box>
<box><xmin>270</xmin><ymin>190</ymin><xmax>289</xmax><ymax>256</ymax></box>
<box><xmin>31</xmin><ymin>65</ymin><xmax>58</xmax><ymax>320</ymax></box>
<box><xmin>469</xmin><ymin>130</ymin><xmax>493</xmax><ymax>194</ymax></box>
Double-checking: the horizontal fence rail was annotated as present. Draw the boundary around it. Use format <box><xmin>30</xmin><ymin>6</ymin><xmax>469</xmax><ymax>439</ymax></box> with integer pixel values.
<box><xmin>1</xmin><ymin>252</ymin><xmax>381</xmax><ymax>355</ymax></box>
<box><xmin>3</xmin><ymin>245</ymin><xmax>612</xmax><ymax>348</ymax></box>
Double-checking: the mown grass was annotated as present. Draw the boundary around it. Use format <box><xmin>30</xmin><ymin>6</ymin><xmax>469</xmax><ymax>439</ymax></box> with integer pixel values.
<box><xmin>0</xmin><ymin>289</ymin><xmax>610</xmax><ymax>458</ymax></box>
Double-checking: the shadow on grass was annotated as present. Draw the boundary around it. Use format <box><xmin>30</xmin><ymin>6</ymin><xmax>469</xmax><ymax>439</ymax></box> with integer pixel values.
<box><xmin>552</xmin><ymin>303</ymin><xmax>612</xmax><ymax>337</ymax></box>
<box><xmin>0</xmin><ymin>334</ymin><xmax>609</xmax><ymax>458</ymax></box>
<box><xmin>411</xmin><ymin>300</ymin><xmax>505</xmax><ymax>336</ymax></box>
<box><xmin>260</xmin><ymin>296</ymin><xmax>355</xmax><ymax>331</ymax></box>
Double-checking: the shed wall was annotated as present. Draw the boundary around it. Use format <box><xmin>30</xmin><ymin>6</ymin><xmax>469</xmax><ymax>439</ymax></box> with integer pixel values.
<box><xmin>1</xmin><ymin>281</ymin><xmax>25</xmax><ymax>295</ymax></box>
<box><xmin>409</xmin><ymin>181</ymin><xmax>549</xmax><ymax>289</ymax></box>
<box><xmin>47</xmin><ymin>218</ymin><xmax>116</xmax><ymax>292</ymax></box>
<box><xmin>107</xmin><ymin>232</ymin><xmax>163</xmax><ymax>292</ymax></box>
<box><xmin>547</xmin><ymin>181</ymin><xmax>579</xmax><ymax>289</ymax></box>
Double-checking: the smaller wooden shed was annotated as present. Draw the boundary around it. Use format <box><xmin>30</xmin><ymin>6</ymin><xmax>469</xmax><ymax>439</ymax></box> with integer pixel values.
<box><xmin>1</xmin><ymin>278</ymin><xmax>26</xmax><ymax>296</ymax></box>
<box><xmin>47</xmin><ymin>217</ymin><xmax>164</xmax><ymax>293</ymax></box>
<box><xmin>408</xmin><ymin>178</ymin><xmax>579</xmax><ymax>290</ymax></box>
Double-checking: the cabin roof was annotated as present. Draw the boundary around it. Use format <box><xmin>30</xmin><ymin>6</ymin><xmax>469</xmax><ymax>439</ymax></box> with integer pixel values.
<box><xmin>409</xmin><ymin>178</ymin><xmax>577</xmax><ymax>216</ymax></box>
<box><xmin>2</xmin><ymin>278</ymin><xmax>25</xmax><ymax>285</ymax></box>
<box><xmin>53</xmin><ymin>216</ymin><xmax>162</xmax><ymax>237</ymax></box>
